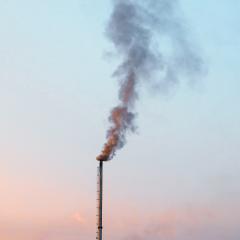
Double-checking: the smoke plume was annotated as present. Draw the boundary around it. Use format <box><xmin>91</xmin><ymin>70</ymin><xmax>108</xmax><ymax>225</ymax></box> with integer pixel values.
<box><xmin>97</xmin><ymin>0</ymin><xmax>203</xmax><ymax>161</ymax></box>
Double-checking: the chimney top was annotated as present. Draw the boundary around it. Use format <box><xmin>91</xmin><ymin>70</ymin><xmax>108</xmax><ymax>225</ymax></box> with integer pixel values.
<box><xmin>96</xmin><ymin>155</ymin><xmax>109</xmax><ymax>161</ymax></box>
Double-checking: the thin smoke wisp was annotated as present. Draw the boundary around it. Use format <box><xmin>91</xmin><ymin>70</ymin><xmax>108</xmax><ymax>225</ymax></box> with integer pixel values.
<box><xmin>97</xmin><ymin>0</ymin><xmax>203</xmax><ymax>161</ymax></box>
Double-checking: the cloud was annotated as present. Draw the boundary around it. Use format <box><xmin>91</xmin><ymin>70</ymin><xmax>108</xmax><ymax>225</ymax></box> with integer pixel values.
<box><xmin>0</xmin><ymin>214</ymin><xmax>91</xmax><ymax>240</ymax></box>
<box><xmin>122</xmin><ymin>205</ymin><xmax>240</xmax><ymax>240</ymax></box>
<box><xmin>73</xmin><ymin>212</ymin><xmax>86</xmax><ymax>225</ymax></box>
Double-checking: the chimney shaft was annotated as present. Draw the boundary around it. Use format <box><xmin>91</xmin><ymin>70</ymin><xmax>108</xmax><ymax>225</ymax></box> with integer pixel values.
<box><xmin>97</xmin><ymin>161</ymin><xmax>103</xmax><ymax>240</ymax></box>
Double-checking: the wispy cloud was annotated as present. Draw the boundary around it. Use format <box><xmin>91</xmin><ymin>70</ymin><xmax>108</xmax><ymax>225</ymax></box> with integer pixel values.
<box><xmin>121</xmin><ymin>205</ymin><xmax>240</xmax><ymax>240</ymax></box>
<box><xmin>0</xmin><ymin>214</ymin><xmax>91</xmax><ymax>240</ymax></box>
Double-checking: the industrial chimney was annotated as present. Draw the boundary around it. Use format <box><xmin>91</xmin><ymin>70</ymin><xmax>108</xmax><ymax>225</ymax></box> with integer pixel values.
<box><xmin>96</xmin><ymin>156</ymin><xmax>108</xmax><ymax>240</ymax></box>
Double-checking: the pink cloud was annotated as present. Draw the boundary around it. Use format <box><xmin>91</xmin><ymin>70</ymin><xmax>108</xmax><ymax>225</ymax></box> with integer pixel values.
<box><xmin>73</xmin><ymin>212</ymin><xmax>86</xmax><ymax>225</ymax></box>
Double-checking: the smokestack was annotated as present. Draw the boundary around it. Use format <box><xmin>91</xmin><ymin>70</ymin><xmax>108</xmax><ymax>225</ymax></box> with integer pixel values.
<box><xmin>96</xmin><ymin>155</ymin><xmax>108</xmax><ymax>240</ymax></box>
<box><xmin>96</xmin><ymin>160</ymin><xmax>104</xmax><ymax>240</ymax></box>
<box><xmin>96</xmin><ymin>0</ymin><xmax>204</xmax><ymax>238</ymax></box>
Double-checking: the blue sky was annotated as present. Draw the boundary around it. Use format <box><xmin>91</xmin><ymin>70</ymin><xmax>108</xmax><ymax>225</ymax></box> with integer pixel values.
<box><xmin>0</xmin><ymin>0</ymin><xmax>239</xmax><ymax>239</ymax></box>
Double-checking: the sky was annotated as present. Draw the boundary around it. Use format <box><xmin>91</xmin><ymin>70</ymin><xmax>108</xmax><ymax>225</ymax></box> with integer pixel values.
<box><xmin>0</xmin><ymin>0</ymin><xmax>240</xmax><ymax>239</ymax></box>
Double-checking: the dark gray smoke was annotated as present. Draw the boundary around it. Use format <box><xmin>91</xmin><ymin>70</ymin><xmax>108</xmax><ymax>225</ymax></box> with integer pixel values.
<box><xmin>97</xmin><ymin>0</ymin><xmax>203</xmax><ymax>161</ymax></box>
